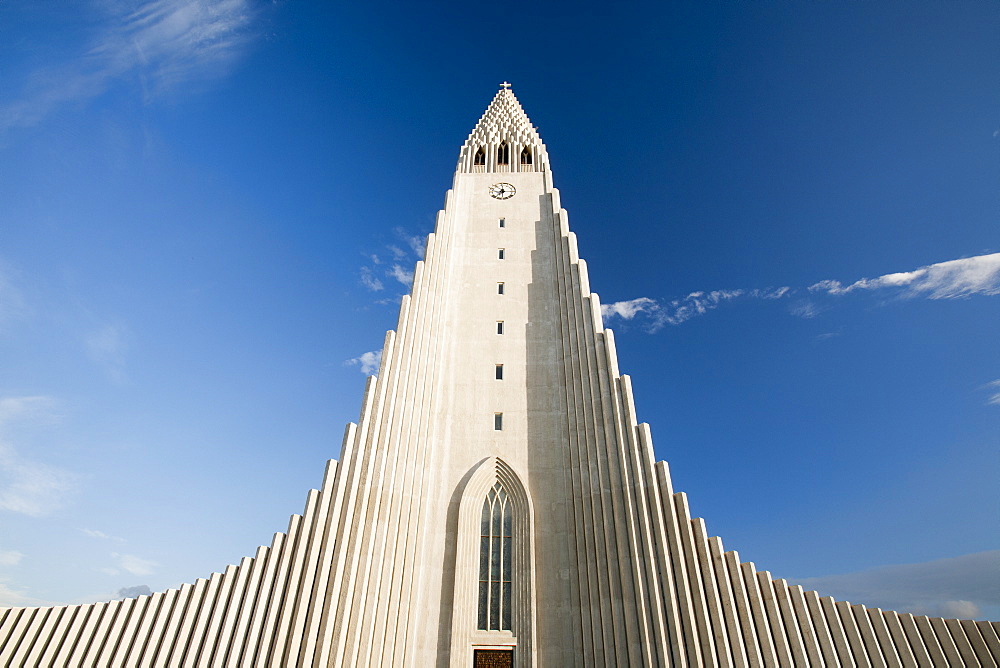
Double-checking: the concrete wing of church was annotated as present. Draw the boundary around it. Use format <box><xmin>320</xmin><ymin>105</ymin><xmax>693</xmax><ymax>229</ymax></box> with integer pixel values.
<box><xmin>1</xmin><ymin>86</ymin><xmax>998</xmax><ymax>668</ymax></box>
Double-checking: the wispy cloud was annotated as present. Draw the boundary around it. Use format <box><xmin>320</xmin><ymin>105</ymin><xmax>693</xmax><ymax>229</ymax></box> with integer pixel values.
<box><xmin>982</xmin><ymin>379</ymin><xmax>1000</xmax><ymax>407</ymax></box>
<box><xmin>790</xmin><ymin>550</ymin><xmax>1000</xmax><ymax>619</ymax></box>
<box><xmin>358</xmin><ymin>229</ymin><xmax>427</xmax><ymax>298</ymax></box>
<box><xmin>0</xmin><ymin>265</ymin><xmax>28</xmax><ymax>332</ymax></box>
<box><xmin>86</xmin><ymin>322</ymin><xmax>129</xmax><ymax>384</ymax></box>
<box><xmin>388</xmin><ymin>264</ymin><xmax>414</xmax><ymax>287</ymax></box>
<box><xmin>0</xmin><ymin>396</ymin><xmax>78</xmax><ymax>517</ymax></box>
<box><xmin>0</xmin><ymin>581</ymin><xmax>53</xmax><ymax>607</ymax></box>
<box><xmin>602</xmin><ymin>252</ymin><xmax>999</xmax><ymax>331</ymax></box>
<box><xmin>360</xmin><ymin>266</ymin><xmax>384</xmax><ymax>291</ymax></box>
<box><xmin>809</xmin><ymin>253</ymin><xmax>1000</xmax><ymax>299</ymax></box>
<box><xmin>82</xmin><ymin>527</ymin><xmax>126</xmax><ymax>542</ymax></box>
<box><xmin>396</xmin><ymin>228</ymin><xmax>426</xmax><ymax>259</ymax></box>
<box><xmin>109</xmin><ymin>552</ymin><xmax>158</xmax><ymax>576</ymax></box>
<box><xmin>602</xmin><ymin>288</ymin><xmax>789</xmax><ymax>332</ymax></box>
<box><xmin>0</xmin><ymin>550</ymin><xmax>24</xmax><ymax>567</ymax></box>
<box><xmin>345</xmin><ymin>350</ymin><xmax>382</xmax><ymax>375</ymax></box>
<box><xmin>1</xmin><ymin>0</ymin><xmax>256</xmax><ymax>132</ymax></box>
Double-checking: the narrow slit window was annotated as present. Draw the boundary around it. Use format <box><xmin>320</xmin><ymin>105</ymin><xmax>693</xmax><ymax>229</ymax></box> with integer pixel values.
<box><xmin>496</xmin><ymin>321</ymin><xmax>504</xmax><ymax>335</ymax></box>
<box><xmin>498</xmin><ymin>248</ymin><xmax>505</xmax><ymax>260</ymax></box>
<box><xmin>499</xmin><ymin>218</ymin><xmax>505</xmax><ymax>228</ymax></box>
<box><xmin>497</xmin><ymin>282</ymin><xmax>504</xmax><ymax>295</ymax></box>
<box><xmin>495</xmin><ymin>364</ymin><xmax>503</xmax><ymax>380</ymax></box>
<box><xmin>494</xmin><ymin>413</ymin><xmax>503</xmax><ymax>430</ymax></box>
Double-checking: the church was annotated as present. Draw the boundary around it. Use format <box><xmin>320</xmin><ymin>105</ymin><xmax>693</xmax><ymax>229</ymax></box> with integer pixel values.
<box><xmin>0</xmin><ymin>85</ymin><xmax>997</xmax><ymax>667</ymax></box>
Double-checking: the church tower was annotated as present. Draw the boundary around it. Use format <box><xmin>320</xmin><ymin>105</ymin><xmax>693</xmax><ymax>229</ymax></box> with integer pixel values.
<box><xmin>1</xmin><ymin>85</ymin><xmax>998</xmax><ymax>668</ymax></box>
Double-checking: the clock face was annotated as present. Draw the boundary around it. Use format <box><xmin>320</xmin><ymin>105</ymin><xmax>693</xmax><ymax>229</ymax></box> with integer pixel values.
<box><xmin>489</xmin><ymin>183</ymin><xmax>516</xmax><ymax>200</ymax></box>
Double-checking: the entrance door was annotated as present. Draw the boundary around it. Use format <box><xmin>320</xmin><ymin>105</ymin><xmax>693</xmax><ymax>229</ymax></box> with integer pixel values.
<box><xmin>473</xmin><ymin>648</ymin><xmax>513</xmax><ymax>667</ymax></box>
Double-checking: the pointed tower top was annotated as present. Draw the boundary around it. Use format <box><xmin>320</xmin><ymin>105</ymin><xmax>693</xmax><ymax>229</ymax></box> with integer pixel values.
<box><xmin>458</xmin><ymin>85</ymin><xmax>548</xmax><ymax>174</ymax></box>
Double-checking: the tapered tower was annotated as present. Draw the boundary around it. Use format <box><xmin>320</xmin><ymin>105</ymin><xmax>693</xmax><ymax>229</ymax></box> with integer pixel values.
<box><xmin>1</xmin><ymin>85</ymin><xmax>997</xmax><ymax>668</ymax></box>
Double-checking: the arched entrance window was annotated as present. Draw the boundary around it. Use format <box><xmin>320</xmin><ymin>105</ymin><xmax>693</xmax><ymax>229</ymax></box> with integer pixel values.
<box><xmin>478</xmin><ymin>483</ymin><xmax>512</xmax><ymax>631</ymax></box>
<box><xmin>449</xmin><ymin>457</ymin><xmax>534</xmax><ymax>665</ymax></box>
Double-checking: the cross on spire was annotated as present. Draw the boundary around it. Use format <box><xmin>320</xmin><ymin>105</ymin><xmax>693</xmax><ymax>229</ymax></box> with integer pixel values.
<box><xmin>500</xmin><ymin>81</ymin><xmax>511</xmax><ymax>89</ymax></box>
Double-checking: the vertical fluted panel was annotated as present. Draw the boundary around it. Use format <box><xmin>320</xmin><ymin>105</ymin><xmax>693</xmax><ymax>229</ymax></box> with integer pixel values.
<box><xmin>256</xmin><ymin>514</ymin><xmax>304</xmax><ymax>666</ymax></box>
<box><xmin>552</xmin><ymin>210</ymin><xmax>605</xmax><ymax>665</ymax></box>
<box><xmin>787</xmin><ymin>585</ymin><xmax>826</xmax><ymax>667</ymax></box>
<box><xmin>709</xmin><ymin>540</ymin><xmax>751</xmax><ymax>668</ymax></box>
<box><xmin>0</xmin><ymin>608</ymin><xmax>36</xmax><ymax>664</ymax></box>
<box><xmin>772</xmin><ymin>580</ymin><xmax>809</xmax><ymax>666</ymax></box>
<box><xmin>221</xmin><ymin>547</ymin><xmax>269</xmax><ymax>667</ymax></box>
<box><xmin>17</xmin><ymin>605</ymin><xmax>60</xmax><ymax>666</ymax></box>
<box><xmin>135</xmin><ymin>588</ymin><xmax>178</xmax><ymax>668</ymax></box>
<box><xmin>110</xmin><ymin>594</ymin><xmax>152</xmax><ymax>666</ymax></box>
<box><xmin>657</xmin><ymin>462</ymin><xmax>704</xmax><ymax>665</ymax></box>
<box><xmin>691</xmin><ymin>522</ymin><xmax>733</xmax><ymax>668</ymax></box>
<box><xmin>40</xmin><ymin>604</ymin><xmax>83</xmax><ymax>667</ymax></box>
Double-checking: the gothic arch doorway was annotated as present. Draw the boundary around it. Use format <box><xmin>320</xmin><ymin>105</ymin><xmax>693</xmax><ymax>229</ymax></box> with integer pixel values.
<box><xmin>449</xmin><ymin>457</ymin><xmax>536</xmax><ymax>667</ymax></box>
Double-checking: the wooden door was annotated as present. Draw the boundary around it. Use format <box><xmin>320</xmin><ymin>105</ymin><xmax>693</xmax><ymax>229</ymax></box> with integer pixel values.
<box><xmin>473</xmin><ymin>648</ymin><xmax>513</xmax><ymax>667</ymax></box>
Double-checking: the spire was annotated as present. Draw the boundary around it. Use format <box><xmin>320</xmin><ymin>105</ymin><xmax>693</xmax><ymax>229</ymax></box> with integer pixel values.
<box><xmin>458</xmin><ymin>84</ymin><xmax>548</xmax><ymax>173</ymax></box>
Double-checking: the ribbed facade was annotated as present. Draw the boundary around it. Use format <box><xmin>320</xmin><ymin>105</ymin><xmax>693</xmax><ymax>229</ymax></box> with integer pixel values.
<box><xmin>1</xmin><ymin>87</ymin><xmax>997</xmax><ymax>667</ymax></box>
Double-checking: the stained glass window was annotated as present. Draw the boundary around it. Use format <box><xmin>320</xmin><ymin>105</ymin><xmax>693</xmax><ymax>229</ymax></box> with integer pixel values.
<box><xmin>478</xmin><ymin>483</ymin><xmax>513</xmax><ymax>630</ymax></box>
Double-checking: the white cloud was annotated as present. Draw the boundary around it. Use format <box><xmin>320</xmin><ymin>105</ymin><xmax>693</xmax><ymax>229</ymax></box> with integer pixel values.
<box><xmin>603</xmin><ymin>253</ymin><xmax>998</xmax><ymax>332</ymax></box>
<box><xmin>345</xmin><ymin>350</ymin><xmax>382</xmax><ymax>375</ymax></box>
<box><xmin>789</xmin><ymin>300</ymin><xmax>822</xmax><ymax>319</ymax></box>
<box><xmin>116</xmin><ymin>585</ymin><xmax>152</xmax><ymax>599</ymax></box>
<box><xmin>602</xmin><ymin>297</ymin><xmax>658</xmax><ymax>320</ymax></box>
<box><xmin>1</xmin><ymin>0</ymin><xmax>256</xmax><ymax>132</ymax></box>
<box><xmin>387</xmin><ymin>245</ymin><xmax>407</xmax><ymax>261</ymax></box>
<box><xmin>111</xmin><ymin>552</ymin><xmax>157</xmax><ymax>576</ymax></box>
<box><xmin>0</xmin><ymin>396</ymin><xmax>78</xmax><ymax>517</ymax></box>
<box><xmin>982</xmin><ymin>379</ymin><xmax>1000</xmax><ymax>407</ymax></box>
<box><xmin>82</xmin><ymin>528</ymin><xmax>126</xmax><ymax>542</ymax></box>
<box><xmin>82</xmin><ymin>528</ymin><xmax>111</xmax><ymax>539</ymax></box>
<box><xmin>402</xmin><ymin>232</ymin><xmax>427</xmax><ymax>259</ymax></box>
<box><xmin>809</xmin><ymin>252</ymin><xmax>1000</xmax><ymax>299</ymax></box>
<box><xmin>0</xmin><ymin>550</ymin><xmax>24</xmax><ymax>567</ymax></box>
<box><xmin>0</xmin><ymin>581</ymin><xmax>53</xmax><ymax>607</ymax></box>
<box><xmin>790</xmin><ymin>550</ymin><xmax>1000</xmax><ymax>619</ymax></box>
<box><xmin>602</xmin><ymin>287</ymin><xmax>790</xmax><ymax>332</ymax></box>
<box><xmin>388</xmin><ymin>264</ymin><xmax>414</xmax><ymax>288</ymax></box>
<box><xmin>86</xmin><ymin>322</ymin><xmax>129</xmax><ymax>384</ymax></box>
<box><xmin>360</xmin><ymin>266</ymin><xmax>384</xmax><ymax>291</ymax></box>
<box><xmin>0</xmin><ymin>266</ymin><xmax>28</xmax><ymax>332</ymax></box>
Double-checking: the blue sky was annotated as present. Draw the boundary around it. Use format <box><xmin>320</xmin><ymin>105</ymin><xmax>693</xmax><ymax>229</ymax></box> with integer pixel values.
<box><xmin>1</xmin><ymin>0</ymin><xmax>997</xmax><ymax>620</ymax></box>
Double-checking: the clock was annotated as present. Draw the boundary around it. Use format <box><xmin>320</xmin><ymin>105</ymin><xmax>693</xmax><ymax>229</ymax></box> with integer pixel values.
<box><xmin>489</xmin><ymin>183</ymin><xmax>516</xmax><ymax>200</ymax></box>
